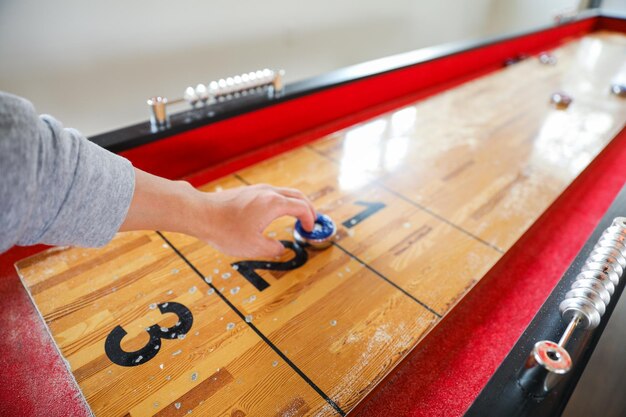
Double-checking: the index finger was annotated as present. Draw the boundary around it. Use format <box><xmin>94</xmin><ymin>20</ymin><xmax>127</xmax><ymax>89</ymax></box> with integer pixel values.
<box><xmin>275</xmin><ymin>187</ymin><xmax>317</xmax><ymax>222</ymax></box>
<box><xmin>272</xmin><ymin>197</ymin><xmax>316</xmax><ymax>232</ymax></box>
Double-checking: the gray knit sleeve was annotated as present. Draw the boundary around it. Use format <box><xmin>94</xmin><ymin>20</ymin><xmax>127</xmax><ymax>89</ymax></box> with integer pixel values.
<box><xmin>0</xmin><ymin>91</ymin><xmax>135</xmax><ymax>252</ymax></box>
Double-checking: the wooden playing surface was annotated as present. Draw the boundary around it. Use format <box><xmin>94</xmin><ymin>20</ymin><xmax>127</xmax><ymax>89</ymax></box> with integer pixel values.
<box><xmin>16</xmin><ymin>32</ymin><xmax>626</xmax><ymax>417</ymax></box>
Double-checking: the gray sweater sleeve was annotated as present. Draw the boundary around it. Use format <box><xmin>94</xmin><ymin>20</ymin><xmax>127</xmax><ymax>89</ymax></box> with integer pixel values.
<box><xmin>0</xmin><ymin>92</ymin><xmax>135</xmax><ymax>253</ymax></box>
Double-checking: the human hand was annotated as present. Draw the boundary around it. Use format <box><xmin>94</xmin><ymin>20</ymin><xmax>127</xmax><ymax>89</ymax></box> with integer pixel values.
<box><xmin>192</xmin><ymin>184</ymin><xmax>317</xmax><ymax>258</ymax></box>
<box><xmin>120</xmin><ymin>169</ymin><xmax>316</xmax><ymax>259</ymax></box>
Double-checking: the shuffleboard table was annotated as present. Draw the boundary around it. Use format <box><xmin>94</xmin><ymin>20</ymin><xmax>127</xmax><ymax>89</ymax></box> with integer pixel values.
<box><xmin>1</xmin><ymin>10</ymin><xmax>626</xmax><ymax>417</ymax></box>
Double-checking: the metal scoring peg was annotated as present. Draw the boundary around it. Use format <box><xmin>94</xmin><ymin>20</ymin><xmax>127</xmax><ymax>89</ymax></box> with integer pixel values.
<box><xmin>550</xmin><ymin>91</ymin><xmax>572</xmax><ymax>110</ymax></box>
<box><xmin>517</xmin><ymin>217</ymin><xmax>626</xmax><ymax>397</ymax></box>
<box><xmin>195</xmin><ymin>83</ymin><xmax>209</xmax><ymax>104</ymax></box>
<box><xmin>538</xmin><ymin>51</ymin><xmax>557</xmax><ymax>65</ymax></box>
<box><xmin>183</xmin><ymin>86</ymin><xmax>199</xmax><ymax>106</ymax></box>
<box><xmin>611</xmin><ymin>83</ymin><xmax>626</xmax><ymax>98</ymax></box>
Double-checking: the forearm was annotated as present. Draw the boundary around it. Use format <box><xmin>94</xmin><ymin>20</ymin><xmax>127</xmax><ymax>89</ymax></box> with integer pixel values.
<box><xmin>119</xmin><ymin>169</ymin><xmax>205</xmax><ymax>237</ymax></box>
<box><xmin>0</xmin><ymin>91</ymin><xmax>315</xmax><ymax>258</ymax></box>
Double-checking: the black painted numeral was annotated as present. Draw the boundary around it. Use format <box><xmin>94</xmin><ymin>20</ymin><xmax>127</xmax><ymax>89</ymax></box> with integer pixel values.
<box><xmin>231</xmin><ymin>201</ymin><xmax>384</xmax><ymax>292</ymax></box>
<box><xmin>232</xmin><ymin>240</ymin><xmax>308</xmax><ymax>291</ymax></box>
<box><xmin>342</xmin><ymin>201</ymin><xmax>386</xmax><ymax>228</ymax></box>
<box><xmin>105</xmin><ymin>302</ymin><xmax>193</xmax><ymax>367</ymax></box>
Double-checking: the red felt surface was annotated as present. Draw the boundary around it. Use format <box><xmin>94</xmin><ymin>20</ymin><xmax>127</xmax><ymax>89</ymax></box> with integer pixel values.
<box><xmin>0</xmin><ymin>15</ymin><xmax>624</xmax><ymax>417</ymax></box>
<box><xmin>0</xmin><ymin>245</ymin><xmax>89</xmax><ymax>417</ymax></box>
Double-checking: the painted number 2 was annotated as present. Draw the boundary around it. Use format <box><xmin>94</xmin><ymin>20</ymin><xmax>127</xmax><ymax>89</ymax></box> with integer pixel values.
<box><xmin>232</xmin><ymin>240</ymin><xmax>308</xmax><ymax>291</ymax></box>
<box><xmin>233</xmin><ymin>200</ymin><xmax>385</xmax><ymax>291</ymax></box>
<box><xmin>105</xmin><ymin>302</ymin><xmax>193</xmax><ymax>367</ymax></box>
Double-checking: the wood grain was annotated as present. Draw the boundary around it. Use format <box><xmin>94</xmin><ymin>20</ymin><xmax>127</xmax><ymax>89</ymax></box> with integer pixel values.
<box><xmin>15</xmin><ymin>32</ymin><xmax>626</xmax><ymax>416</ymax></box>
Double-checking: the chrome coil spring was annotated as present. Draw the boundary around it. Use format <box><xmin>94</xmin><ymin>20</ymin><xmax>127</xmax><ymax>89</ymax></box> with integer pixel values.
<box><xmin>559</xmin><ymin>217</ymin><xmax>626</xmax><ymax>329</ymax></box>
<box><xmin>147</xmin><ymin>68</ymin><xmax>285</xmax><ymax>130</ymax></box>
<box><xmin>518</xmin><ymin>217</ymin><xmax>626</xmax><ymax>397</ymax></box>
<box><xmin>183</xmin><ymin>69</ymin><xmax>284</xmax><ymax>106</ymax></box>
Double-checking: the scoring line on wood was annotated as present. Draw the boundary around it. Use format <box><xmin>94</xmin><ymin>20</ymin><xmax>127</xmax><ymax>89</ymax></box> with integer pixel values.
<box><xmin>156</xmin><ymin>231</ymin><xmax>347</xmax><ymax>417</ymax></box>
<box><xmin>331</xmin><ymin>241</ymin><xmax>442</xmax><ymax>318</ymax></box>
<box><xmin>377</xmin><ymin>183</ymin><xmax>505</xmax><ymax>253</ymax></box>
<box><xmin>305</xmin><ymin>144</ymin><xmax>505</xmax><ymax>254</ymax></box>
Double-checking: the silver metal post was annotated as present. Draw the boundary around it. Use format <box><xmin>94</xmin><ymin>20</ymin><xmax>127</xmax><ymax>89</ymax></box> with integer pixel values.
<box><xmin>147</xmin><ymin>96</ymin><xmax>169</xmax><ymax>131</ymax></box>
<box><xmin>558</xmin><ymin>316</ymin><xmax>580</xmax><ymax>347</ymax></box>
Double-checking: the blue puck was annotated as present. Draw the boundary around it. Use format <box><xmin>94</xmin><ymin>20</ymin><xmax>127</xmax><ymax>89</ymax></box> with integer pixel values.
<box><xmin>293</xmin><ymin>213</ymin><xmax>336</xmax><ymax>249</ymax></box>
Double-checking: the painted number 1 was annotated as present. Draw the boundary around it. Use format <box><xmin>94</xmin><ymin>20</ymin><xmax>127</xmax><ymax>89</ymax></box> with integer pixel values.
<box><xmin>342</xmin><ymin>201</ymin><xmax>386</xmax><ymax>229</ymax></box>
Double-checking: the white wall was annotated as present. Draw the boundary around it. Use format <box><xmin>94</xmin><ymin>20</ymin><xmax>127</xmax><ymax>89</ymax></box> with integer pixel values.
<box><xmin>602</xmin><ymin>0</ymin><xmax>626</xmax><ymax>13</ymax></box>
<box><xmin>0</xmin><ymin>0</ymin><xmax>584</xmax><ymax>135</ymax></box>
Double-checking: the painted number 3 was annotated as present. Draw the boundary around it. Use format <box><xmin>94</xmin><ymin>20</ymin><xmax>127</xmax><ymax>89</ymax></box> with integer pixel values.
<box><xmin>105</xmin><ymin>302</ymin><xmax>193</xmax><ymax>367</ymax></box>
